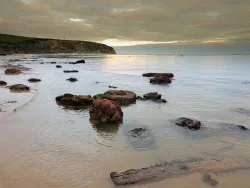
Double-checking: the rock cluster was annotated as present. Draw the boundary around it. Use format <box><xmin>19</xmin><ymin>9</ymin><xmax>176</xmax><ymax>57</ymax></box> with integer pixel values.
<box><xmin>142</xmin><ymin>72</ymin><xmax>174</xmax><ymax>84</ymax></box>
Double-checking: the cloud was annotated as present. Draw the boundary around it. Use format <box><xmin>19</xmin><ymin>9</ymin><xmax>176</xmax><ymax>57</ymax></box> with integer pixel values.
<box><xmin>0</xmin><ymin>0</ymin><xmax>250</xmax><ymax>45</ymax></box>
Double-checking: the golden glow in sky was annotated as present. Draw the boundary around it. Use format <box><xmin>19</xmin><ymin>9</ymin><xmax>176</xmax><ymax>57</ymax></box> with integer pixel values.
<box><xmin>101</xmin><ymin>39</ymin><xmax>179</xmax><ymax>47</ymax></box>
<box><xmin>101</xmin><ymin>38</ymin><xmax>228</xmax><ymax>47</ymax></box>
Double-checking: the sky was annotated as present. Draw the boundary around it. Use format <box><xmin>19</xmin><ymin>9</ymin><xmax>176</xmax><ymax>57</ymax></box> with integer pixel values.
<box><xmin>0</xmin><ymin>0</ymin><xmax>250</xmax><ymax>48</ymax></box>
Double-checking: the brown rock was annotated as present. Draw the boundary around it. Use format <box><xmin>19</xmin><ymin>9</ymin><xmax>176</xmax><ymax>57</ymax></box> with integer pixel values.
<box><xmin>150</xmin><ymin>76</ymin><xmax>172</xmax><ymax>84</ymax></box>
<box><xmin>89</xmin><ymin>99</ymin><xmax>123</xmax><ymax>123</ymax></box>
<box><xmin>56</xmin><ymin>94</ymin><xmax>93</xmax><ymax>106</ymax></box>
<box><xmin>94</xmin><ymin>90</ymin><xmax>136</xmax><ymax>105</ymax></box>
<box><xmin>143</xmin><ymin>73</ymin><xmax>174</xmax><ymax>78</ymax></box>
<box><xmin>175</xmin><ymin>117</ymin><xmax>201</xmax><ymax>130</ymax></box>
<box><xmin>0</xmin><ymin>81</ymin><xmax>7</xmax><ymax>86</ymax></box>
<box><xmin>8</xmin><ymin>84</ymin><xmax>30</xmax><ymax>92</ymax></box>
<box><xmin>5</xmin><ymin>68</ymin><xmax>22</xmax><ymax>75</ymax></box>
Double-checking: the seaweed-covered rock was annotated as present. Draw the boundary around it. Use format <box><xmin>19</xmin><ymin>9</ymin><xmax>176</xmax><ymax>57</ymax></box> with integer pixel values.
<box><xmin>56</xmin><ymin>93</ymin><xmax>93</xmax><ymax>106</ymax></box>
<box><xmin>89</xmin><ymin>99</ymin><xmax>123</xmax><ymax>123</ymax></box>
<box><xmin>143</xmin><ymin>73</ymin><xmax>174</xmax><ymax>78</ymax></box>
<box><xmin>28</xmin><ymin>78</ymin><xmax>41</xmax><ymax>82</ymax></box>
<box><xmin>63</xmin><ymin>70</ymin><xmax>79</xmax><ymax>73</ymax></box>
<box><xmin>8</xmin><ymin>84</ymin><xmax>30</xmax><ymax>92</ymax></box>
<box><xmin>56</xmin><ymin>65</ymin><xmax>62</xmax><ymax>68</ymax></box>
<box><xmin>175</xmin><ymin>117</ymin><xmax>201</xmax><ymax>130</ymax></box>
<box><xmin>66</xmin><ymin>77</ymin><xmax>78</xmax><ymax>82</ymax></box>
<box><xmin>150</xmin><ymin>76</ymin><xmax>172</xmax><ymax>84</ymax></box>
<box><xmin>94</xmin><ymin>90</ymin><xmax>136</xmax><ymax>105</ymax></box>
<box><xmin>5</xmin><ymin>68</ymin><xmax>22</xmax><ymax>75</ymax></box>
<box><xmin>137</xmin><ymin>92</ymin><xmax>167</xmax><ymax>103</ymax></box>
<box><xmin>0</xmin><ymin>81</ymin><xmax>7</xmax><ymax>86</ymax></box>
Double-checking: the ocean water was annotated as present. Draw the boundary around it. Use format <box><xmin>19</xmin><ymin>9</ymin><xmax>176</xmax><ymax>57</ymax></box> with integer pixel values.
<box><xmin>0</xmin><ymin>54</ymin><xmax>250</xmax><ymax>188</ymax></box>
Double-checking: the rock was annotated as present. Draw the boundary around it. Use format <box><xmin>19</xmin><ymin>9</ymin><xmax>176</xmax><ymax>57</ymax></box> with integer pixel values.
<box><xmin>137</xmin><ymin>92</ymin><xmax>167</xmax><ymax>103</ymax></box>
<box><xmin>89</xmin><ymin>99</ymin><xmax>123</xmax><ymax>123</ymax></box>
<box><xmin>128</xmin><ymin>128</ymin><xmax>155</xmax><ymax>150</ymax></box>
<box><xmin>234</xmin><ymin>108</ymin><xmax>250</xmax><ymax>116</ymax></box>
<box><xmin>175</xmin><ymin>117</ymin><xmax>201</xmax><ymax>130</ymax></box>
<box><xmin>66</xmin><ymin>77</ymin><xmax>78</xmax><ymax>82</ymax></box>
<box><xmin>69</xmin><ymin>59</ymin><xmax>85</xmax><ymax>64</ymax></box>
<box><xmin>63</xmin><ymin>70</ymin><xmax>79</xmax><ymax>73</ymax></box>
<box><xmin>56</xmin><ymin>93</ymin><xmax>93</xmax><ymax>106</ymax></box>
<box><xmin>142</xmin><ymin>73</ymin><xmax>174</xmax><ymax>78</ymax></box>
<box><xmin>40</xmin><ymin>62</ymin><xmax>44</xmax><ymax>64</ymax></box>
<box><xmin>28</xmin><ymin>78</ymin><xmax>41</xmax><ymax>82</ymax></box>
<box><xmin>5</xmin><ymin>68</ymin><xmax>22</xmax><ymax>75</ymax></box>
<box><xmin>202</xmin><ymin>174</ymin><xmax>218</xmax><ymax>187</ymax></box>
<box><xmin>0</xmin><ymin>53</ymin><xmax>7</xmax><ymax>56</ymax></box>
<box><xmin>8</xmin><ymin>84</ymin><xmax>30</xmax><ymax>92</ymax></box>
<box><xmin>143</xmin><ymin>92</ymin><xmax>161</xmax><ymax>100</ymax></box>
<box><xmin>0</xmin><ymin>81</ymin><xmax>7</xmax><ymax>86</ymax></box>
<box><xmin>6</xmin><ymin>101</ymin><xmax>17</xmax><ymax>103</ymax></box>
<box><xmin>238</xmin><ymin>125</ymin><xmax>248</xmax><ymax>130</ymax></box>
<box><xmin>109</xmin><ymin>85</ymin><xmax>117</xmax><ymax>89</ymax></box>
<box><xmin>56</xmin><ymin>65</ymin><xmax>62</xmax><ymax>68</ymax></box>
<box><xmin>94</xmin><ymin>90</ymin><xmax>136</xmax><ymax>105</ymax></box>
<box><xmin>51</xmin><ymin>62</ymin><xmax>56</xmax><ymax>64</ymax></box>
<box><xmin>110</xmin><ymin>157</ymin><xmax>249</xmax><ymax>185</ymax></box>
<box><xmin>150</xmin><ymin>76</ymin><xmax>172</xmax><ymax>84</ymax></box>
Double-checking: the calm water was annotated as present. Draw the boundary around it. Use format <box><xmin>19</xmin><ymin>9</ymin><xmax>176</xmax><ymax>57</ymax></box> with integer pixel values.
<box><xmin>0</xmin><ymin>54</ymin><xmax>250</xmax><ymax>188</ymax></box>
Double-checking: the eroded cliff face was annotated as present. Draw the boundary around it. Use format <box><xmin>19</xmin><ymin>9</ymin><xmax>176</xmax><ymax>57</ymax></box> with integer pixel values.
<box><xmin>0</xmin><ymin>34</ymin><xmax>116</xmax><ymax>54</ymax></box>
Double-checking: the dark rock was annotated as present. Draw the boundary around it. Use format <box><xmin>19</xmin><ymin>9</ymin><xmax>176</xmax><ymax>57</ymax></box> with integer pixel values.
<box><xmin>28</xmin><ymin>78</ymin><xmax>41</xmax><ymax>82</ymax></box>
<box><xmin>5</xmin><ymin>68</ymin><xmax>22</xmax><ymax>75</ymax></box>
<box><xmin>142</xmin><ymin>73</ymin><xmax>174</xmax><ymax>78</ymax></box>
<box><xmin>242</xmin><ymin>81</ymin><xmax>250</xmax><ymax>85</ymax></box>
<box><xmin>0</xmin><ymin>53</ymin><xmax>7</xmax><ymax>56</ymax></box>
<box><xmin>137</xmin><ymin>92</ymin><xmax>167</xmax><ymax>103</ymax></box>
<box><xmin>63</xmin><ymin>70</ymin><xmax>79</xmax><ymax>73</ymax></box>
<box><xmin>56</xmin><ymin>93</ymin><xmax>93</xmax><ymax>106</ymax></box>
<box><xmin>51</xmin><ymin>62</ymin><xmax>56</xmax><ymax>64</ymax></box>
<box><xmin>93</xmin><ymin>90</ymin><xmax>136</xmax><ymax>105</ymax></box>
<box><xmin>6</xmin><ymin>101</ymin><xmax>17</xmax><ymax>103</ymax></box>
<box><xmin>0</xmin><ymin>81</ymin><xmax>7</xmax><ymax>86</ymax></box>
<box><xmin>89</xmin><ymin>99</ymin><xmax>123</xmax><ymax>123</ymax></box>
<box><xmin>40</xmin><ymin>62</ymin><xmax>44</xmax><ymax>64</ymax></box>
<box><xmin>8</xmin><ymin>84</ymin><xmax>30</xmax><ymax>92</ymax></box>
<box><xmin>234</xmin><ymin>108</ymin><xmax>250</xmax><ymax>116</ymax></box>
<box><xmin>175</xmin><ymin>117</ymin><xmax>201</xmax><ymax>130</ymax></box>
<box><xmin>150</xmin><ymin>76</ymin><xmax>172</xmax><ymax>84</ymax></box>
<box><xmin>69</xmin><ymin>59</ymin><xmax>85</xmax><ymax>64</ymax></box>
<box><xmin>143</xmin><ymin>92</ymin><xmax>161</xmax><ymax>100</ymax></box>
<box><xmin>56</xmin><ymin>65</ymin><xmax>62</xmax><ymax>68</ymax></box>
<box><xmin>109</xmin><ymin>85</ymin><xmax>117</xmax><ymax>89</ymax></box>
<box><xmin>238</xmin><ymin>125</ymin><xmax>248</xmax><ymax>130</ymax></box>
<box><xmin>66</xmin><ymin>77</ymin><xmax>78</xmax><ymax>82</ymax></box>
<box><xmin>202</xmin><ymin>174</ymin><xmax>218</xmax><ymax>187</ymax></box>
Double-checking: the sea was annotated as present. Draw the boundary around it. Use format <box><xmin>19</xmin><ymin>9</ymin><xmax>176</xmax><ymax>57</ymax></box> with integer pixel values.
<box><xmin>0</xmin><ymin>54</ymin><xmax>250</xmax><ymax>188</ymax></box>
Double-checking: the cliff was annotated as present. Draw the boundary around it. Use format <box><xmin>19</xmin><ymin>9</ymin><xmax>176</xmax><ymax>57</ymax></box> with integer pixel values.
<box><xmin>0</xmin><ymin>33</ymin><xmax>116</xmax><ymax>54</ymax></box>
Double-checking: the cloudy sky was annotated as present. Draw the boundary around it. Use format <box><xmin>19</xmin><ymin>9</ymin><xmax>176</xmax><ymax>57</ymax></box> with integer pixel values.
<box><xmin>0</xmin><ymin>0</ymin><xmax>250</xmax><ymax>46</ymax></box>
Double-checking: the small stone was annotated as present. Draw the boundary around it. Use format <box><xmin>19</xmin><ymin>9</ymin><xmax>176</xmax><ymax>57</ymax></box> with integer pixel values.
<box><xmin>66</xmin><ymin>77</ymin><xmax>78</xmax><ymax>82</ymax></box>
<box><xmin>28</xmin><ymin>78</ymin><xmax>41</xmax><ymax>82</ymax></box>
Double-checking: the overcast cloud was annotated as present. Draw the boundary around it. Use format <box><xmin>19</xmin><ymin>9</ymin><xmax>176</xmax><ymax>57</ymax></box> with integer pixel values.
<box><xmin>0</xmin><ymin>0</ymin><xmax>250</xmax><ymax>45</ymax></box>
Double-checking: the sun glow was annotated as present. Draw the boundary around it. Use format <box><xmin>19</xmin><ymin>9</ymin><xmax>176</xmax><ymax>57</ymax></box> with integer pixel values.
<box><xmin>101</xmin><ymin>39</ymin><xmax>179</xmax><ymax>47</ymax></box>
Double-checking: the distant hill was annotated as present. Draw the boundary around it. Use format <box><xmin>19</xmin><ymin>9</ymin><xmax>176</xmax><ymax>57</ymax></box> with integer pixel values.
<box><xmin>0</xmin><ymin>33</ymin><xmax>116</xmax><ymax>55</ymax></box>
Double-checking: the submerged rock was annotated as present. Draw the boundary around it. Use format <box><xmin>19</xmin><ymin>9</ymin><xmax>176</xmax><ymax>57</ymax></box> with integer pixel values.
<box><xmin>234</xmin><ymin>108</ymin><xmax>250</xmax><ymax>116</ymax></box>
<box><xmin>94</xmin><ymin>90</ymin><xmax>136</xmax><ymax>105</ymax></box>
<box><xmin>89</xmin><ymin>99</ymin><xmax>123</xmax><ymax>123</ymax></box>
<box><xmin>66</xmin><ymin>77</ymin><xmax>78</xmax><ymax>82</ymax></box>
<box><xmin>110</xmin><ymin>157</ymin><xmax>249</xmax><ymax>185</ymax></box>
<box><xmin>175</xmin><ymin>117</ymin><xmax>201</xmax><ymax>130</ymax></box>
<box><xmin>8</xmin><ymin>84</ymin><xmax>30</xmax><ymax>92</ymax></box>
<box><xmin>142</xmin><ymin>73</ymin><xmax>174</xmax><ymax>78</ymax></box>
<box><xmin>28</xmin><ymin>78</ymin><xmax>41</xmax><ymax>82</ymax></box>
<box><xmin>0</xmin><ymin>81</ymin><xmax>7</xmax><ymax>86</ymax></box>
<box><xmin>220</xmin><ymin>123</ymin><xmax>248</xmax><ymax>131</ymax></box>
<box><xmin>5</xmin><ymin>68</ymin><xmax>22</xmax><ymax>75</ymax></box>
<box><xmin>63</xmin><ymin>70</ymin><xmax>79</xmax><ymax>73</ymax></box>
<box><xmin>56</xmin><ymin>93</ymin><xmax>93</xmax><ymax>106</ymax></box>
<box><xmin>51</xmin><ymin>62</ymin><xmax>56</xmax><ymax>64</ymax></box>
<box><xmin>69</xmin><ymin>59</ymin><xmax>85</xmax><ymax>64</ymax></box>
<box><xmin>202</xmin><ymin>174</ymin><xmax>218</xmax><ymax>187</ymax></box>
<box><xmin>56</xmin><ymin>65</ymin><xmax>62</xmax><ymax>68</ymax></box>
<box><xmin>150</xmin><ymin>76</ymin><xmax>172</xmax><ymax>84</ymax></box>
